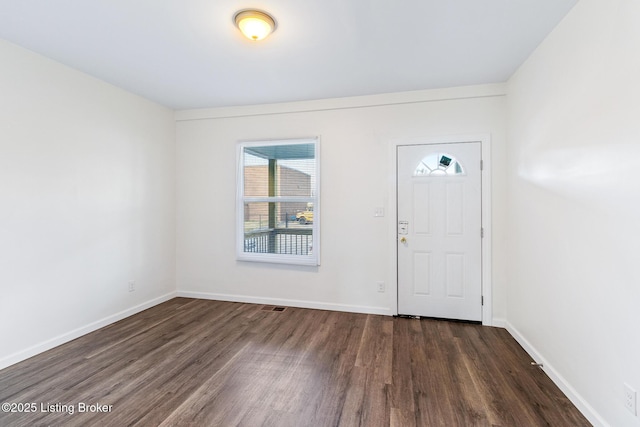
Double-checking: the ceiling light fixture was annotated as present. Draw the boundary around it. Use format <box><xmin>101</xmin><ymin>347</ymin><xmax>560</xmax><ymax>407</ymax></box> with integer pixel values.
<box><xmin>234</xmin><ymin>9</ymin><xmax>276</xmax><ymax>41</ymax></box>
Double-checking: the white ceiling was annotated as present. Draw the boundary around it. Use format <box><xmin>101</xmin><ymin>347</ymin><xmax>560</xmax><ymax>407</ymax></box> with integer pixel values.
<box><xmin>0</xmin><ymin>1</ymin><xmax>577</xmax><ymax>110</ymax></box>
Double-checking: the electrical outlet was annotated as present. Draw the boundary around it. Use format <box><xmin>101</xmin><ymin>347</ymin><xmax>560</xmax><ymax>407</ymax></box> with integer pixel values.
<box><xmin>128</xmin><ymin>281</ymin><xmax>135</xmax><ymax>292</ymax></box>
<box><xmin>377</xmin><ymin>281</ymin><xmax>385</xmax><ymax>293</ymax></box>
<box><xmin>624</xmin><ymin>383</ymin><xmax>637</xmax><ymax>415</ymax></box>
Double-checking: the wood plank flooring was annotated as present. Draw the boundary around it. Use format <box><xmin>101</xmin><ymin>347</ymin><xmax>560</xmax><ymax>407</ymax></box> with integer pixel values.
<box><xmin>0</xmin><ymin>298</ymin><xmax>590</xmax><ymax>426</ymax></box>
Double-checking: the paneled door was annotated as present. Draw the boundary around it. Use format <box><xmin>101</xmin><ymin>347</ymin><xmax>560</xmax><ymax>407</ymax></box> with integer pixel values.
<box><xmin>397</xmin><ymin>142</ymin><xmax>482</xmax><ymax>321</ymax></box>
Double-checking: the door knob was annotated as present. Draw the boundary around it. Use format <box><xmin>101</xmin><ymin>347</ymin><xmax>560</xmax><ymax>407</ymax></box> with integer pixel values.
<box><xmin>400</xmin><ymin>237</ymin><xmax>407</xmax><ymax>243</ymax></box>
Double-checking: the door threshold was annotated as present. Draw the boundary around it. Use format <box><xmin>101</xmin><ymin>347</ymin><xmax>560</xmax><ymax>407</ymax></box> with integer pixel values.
<box><xmin>394</xmin><ymin>314</ymin><xmax>481</xmax><ymax>325</ymax></box>
<box><xmin>394</xmin><ymin>314</ymin><xmax>421</xmax><ymax>319</ymax></box>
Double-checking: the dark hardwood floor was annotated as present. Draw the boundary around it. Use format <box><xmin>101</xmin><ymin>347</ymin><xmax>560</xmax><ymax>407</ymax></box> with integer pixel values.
<box><xmin>0</xmin><ymin>298</ymin><xmax>590</xmax><ymax>426</ymax></box>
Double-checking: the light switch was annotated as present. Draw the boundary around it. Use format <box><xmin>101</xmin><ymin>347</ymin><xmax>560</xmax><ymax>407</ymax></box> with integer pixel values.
<box><xmin>374</xmin><ymin>207</ymin><xmax>384</xmax><ymax>217</ymax></box>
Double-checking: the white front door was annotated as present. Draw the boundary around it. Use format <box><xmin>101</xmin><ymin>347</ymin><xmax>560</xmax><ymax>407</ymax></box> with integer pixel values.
<box><xmin>397</xmin><ymin>142</ymin><xmax>482</xmax><ymax>321</ymax></box>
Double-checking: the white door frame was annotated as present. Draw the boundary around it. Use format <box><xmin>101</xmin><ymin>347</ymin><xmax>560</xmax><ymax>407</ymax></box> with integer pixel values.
<box><xmin>388</xmin><ymin>134</ymin><xmax>493</xmax><ymax>326</ymax></box>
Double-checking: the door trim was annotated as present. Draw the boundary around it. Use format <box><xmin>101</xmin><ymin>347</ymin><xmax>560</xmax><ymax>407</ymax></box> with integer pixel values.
<box><xmin>388</xmin><ymin>134</ymin><xmax>493</xmax><ymax>326</ymax></box>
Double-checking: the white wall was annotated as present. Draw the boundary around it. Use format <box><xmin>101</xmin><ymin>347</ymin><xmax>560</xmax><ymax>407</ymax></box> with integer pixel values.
<box><xmin>0</xmin><ymin>40</ymin><xmax>176</xmax><ymax>368</ymax></box>
<box><xmin>507</xmin><ymin>0</ymin><xmax>640</xmax><ymax>425</ymax></box>
<box><xmin>175</xmin><ymin>86</ymin><xmax>508</xmax><ymax>322</ymax></box>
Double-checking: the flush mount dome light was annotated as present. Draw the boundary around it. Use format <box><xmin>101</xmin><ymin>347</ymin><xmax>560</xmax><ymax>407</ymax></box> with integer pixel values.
<box><xmin>234</xmin><ymin>9</ymin><xmax>276</xmax><ymax>41</ymax></box>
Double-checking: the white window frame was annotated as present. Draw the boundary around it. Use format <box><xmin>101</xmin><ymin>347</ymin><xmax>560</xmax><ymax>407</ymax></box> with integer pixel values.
<box><xmin>236</xmin><ymin>137</ymin><xmax>320</xmax><ymax>266</ymax></box>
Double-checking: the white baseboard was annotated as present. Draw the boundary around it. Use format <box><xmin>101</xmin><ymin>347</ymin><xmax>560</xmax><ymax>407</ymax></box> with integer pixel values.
<box><xmin>177</xmin><ymin>290</ymin><xmax>393</xmax><ymax>316</ymax></box>
<box><xmin>0</xmin><ymin>292</ymin><xmax>177</xmax><ymax>371</ymax></box>
<box><xmin>491</xmin><ymin>317</ymin><xmax>507</xmax><ymax>328</ymax></box>
<box><xmin>505</xmin><ymin>321</ymin><xmax>609</xmax><ymax>427</ymax></box>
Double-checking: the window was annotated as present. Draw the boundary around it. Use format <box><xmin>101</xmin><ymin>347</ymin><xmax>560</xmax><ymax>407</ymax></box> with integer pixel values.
<box><xmin>237</xmin><ymin>138</ymin><xmax>320</xmax><ymax>265</ymax></box>
<box><xmin>414</xmin><ymin>153</ymin><xmax>465</xmax><ymax>176</ymax></box>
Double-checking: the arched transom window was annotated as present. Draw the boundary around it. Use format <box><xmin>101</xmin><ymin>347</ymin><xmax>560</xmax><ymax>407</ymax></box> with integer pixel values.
<box><xmin>413</xmin><ymin>153</ymin><xmax>465</xmax><ymax>176</ymax></box>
